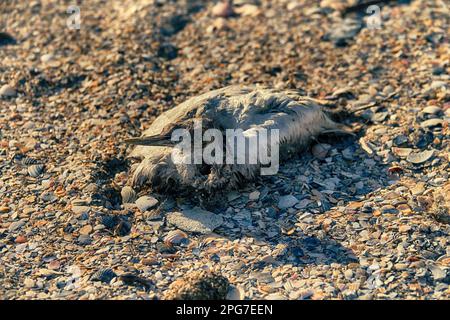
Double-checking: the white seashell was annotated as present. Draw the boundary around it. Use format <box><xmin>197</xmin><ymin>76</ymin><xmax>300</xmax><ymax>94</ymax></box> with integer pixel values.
<box><xmin>235</xmin><ymin>4</ymin><xmax>260</xmax><ymax>17</ymax></box>
<box><xmin>164</xmin><ymin>229</ymin><xmax>188</xmax><ymax>246</ymax></box>
<box><xmin>421</xmin><ymin>118</ymin><xmax>443</xmax><ymax>128</ymax></box>
<box><xmin>0</xmin><ymin>84</ymin><xmax>16</xmax><ymax>97</ymax></box>
<box><xmin>392</xmin><ymin>147</ymin><xmax>412</xmax><ymax>158</ymax></box>
<box><xmin>212</xmin><ymin>1</ymin><xmax>234</xmax><ymax>18</ymax></box>
<box><xmin>121</xmin><ymin>186</ymin><xmax>136</xmax><ymax>204</ymax></box>
<box><xmin>422</xmin><ymin>106</ymin><xmax>442</xmax><ymax>115</ymax></box>
<box><xmin>407</xmin><ymin>149</ymin><xmax>435</xmax><ymax>164</ymax></box>
<box><xmin>135</xmin><ymin>195</ymin><xmax>158</xmax><ymax>212</ymax></box>
<box><xmin>40</xmin><ymin>53</ymin><xmax>54</xmax><ymax>63</ymax></box>
<box><xmin>28</xmin><ymin>164</ymin><xmax>44</xmax><ymax>177</ymax></box>
<box><xmin>22</xmin><ymin>157</ymin><xmax>38</xmax><ymax>165</ymax></box>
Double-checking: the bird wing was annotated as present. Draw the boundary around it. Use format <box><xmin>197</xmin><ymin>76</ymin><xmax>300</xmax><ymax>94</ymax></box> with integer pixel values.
<box><xmin>125</xmin><ymin>86</ymin><xmax>255</xmax><ymax>149</ymax></box>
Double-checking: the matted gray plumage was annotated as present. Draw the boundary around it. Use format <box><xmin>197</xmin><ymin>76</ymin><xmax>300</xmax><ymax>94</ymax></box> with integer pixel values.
<box><xmin>125</xmin><ymin>86</ymin><xmax>349</xmax><ymax>193</ymax></box>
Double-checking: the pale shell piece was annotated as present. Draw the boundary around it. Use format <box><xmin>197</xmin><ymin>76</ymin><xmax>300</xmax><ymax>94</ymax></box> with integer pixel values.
<box><xmin>392</xmin><ymin>147</ymin><xmax>413</xmax><ymax>157</ymax></box>
<box><xmin>359</xmin><ymin>138</ymin><xmax>374</xmax><ymax>155</ymax></box>
<box><xmin>421</xmin><ymin>118</ymin><xmax>443</xmax><ymax>128</ymax></box>
<box><xmin>164</xmin><ymin>229</ymin><xmax>188</xmax><ymax>246</ymax></box>
<box><xmin>22</xmin><ymin>157</ymin><xmax>38</xmax><ymax>165</ymax></box>
<box><xmin>422</xmin><ymin>106</ymin><xmax>442</xmax><ymax>115</ymax></box>
<box><xmin>407</xmin><ymin>149</ymin><xmax>435</xmax><ymax>164</ymax></box>
<box><xmin>212</xmin><ymin>1</ymin><xmax>233</xmax><ymax>18</ymax></box>
<box><xmin>28</xmin><ymin>164</ymin><xmax>44</xmax><ymax>177</ymax></box>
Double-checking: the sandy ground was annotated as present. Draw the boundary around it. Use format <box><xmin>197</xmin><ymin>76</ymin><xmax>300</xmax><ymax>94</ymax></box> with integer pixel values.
<box><xmin>0</xmin><ymin>0</ymin><xmax>449</xmax><ymax>299</ymax></box>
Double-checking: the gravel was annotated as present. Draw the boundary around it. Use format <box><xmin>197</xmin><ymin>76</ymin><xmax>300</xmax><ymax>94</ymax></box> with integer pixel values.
<box><xmin>0</xmin><ymin>0</ymin><xmax>449</xmax><ymax>300</ymax></box>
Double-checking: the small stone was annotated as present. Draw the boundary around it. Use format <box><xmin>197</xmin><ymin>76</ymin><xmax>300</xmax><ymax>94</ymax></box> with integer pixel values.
<box><xmin>94</xmin><ymin>224</ymin><xmax>105</xmax><ymax>231</ymax></box>
<box><xmin>347</xmin><ymin>201</ymin><xmax>364</xmax><ymax>210</ymax></box>
<box><xmin>417</xmin><ymin>196</ymin><xmax>433</xmax><ymax>210</ymax></box>
<box><xmin>383</xmin><ymin>85</ymin><xmax>395</xmax><ymax>95</ymax></box>
<box><xmin>0</xmin><ymin>206</ymin><xmax>10</xmax><ymax>213</ymax></box>
<box><xmin>71</xmin><ymin>199</ymin><xmax>90</xmax><ymax>206</ymax></box>
<box><xmin>0</xmin><ymin>84</ymin><xmax>16</xmax><ymax>97</ymax></box>
<box><xmin>381</xmin><ymin>205</ymin><xmax>398</xmax><ymax>214</ymax></box>
<box><xmin>212</xmin><ymin>1</ymin><xmax>234</xmax><ymax>18</ymax></box>
<box><xmin>393</xmin><ymin>135</ymin><xmax>408</xmax><ymax>146</ymax></box>
<box><xmin>78</xmin><ymin>234</ymin><xmax>92</xmax><ymax>245</ymax></box>
<box><xmin>359</xmin><ymin>138</ymin><xmax>374</xmax><ymax>155</ymax></box>
<box><xmin>24</xmin><ymin>278</ymin><xmax>35</xmax><ymax>288</ymax></box>
<box><xmin>287</xmin><ymin>1</ymin><xmax>301</xmax><ymax>11</ymax></box>
<box><xmin>429</xmin><ymin>265</ymin><xmax>446</xmax><ymax>282</ymax></box>
<box><xmin>397</xmin><ymin>204</ymin><xmax>412</xmax><ymax>215</ymax></box>
<box><xmin>72</xmin><ymin>206</ymin><xmax>91</xmax><ymax>215</ymax></box>
<box><xmin>155</xmin><ymin>271</ymin><xmax>163</xmax><ymax>281</ymax></box>
<box><xmin>392</xmin><ymin>147</ymin><xmax>413</xmax><ymax>157</ymax></box>
<box><xmin>235</xmin><ymin>4</ymin><xmax>260</xmax><ymax>17</ymax></box>
<box><xmin>166</xmin><ymin>208</ymin><xmax>223</xmax><ymax>234</ymax></box>
<box><xmin>344</xmin><ymin>269</ymin><xmax>354</xmax><ymax>280</ymax></box>
<box><xmin>48</xmin><ymin>260</ymin><xmax>61</xmax><ymax>270</ymax></box>
<box><xmin>429</xmin><ymin>80</ymin><xmax>447</xmax><ymax>90</ymax></box>
<box><xmin>135</xmin><ymin>195</ymin><xmax>158</xmax><ymax>212</ymax></box>
<box><xmin>141</xmin><ymin>257</ymin><xmax>158</xmax><ymax>266</ymax></box>
<box><xmin>432</xmin><ymin>66</ymin><xmax>445</xmax><ymax>75</ymax></box>
<box><xmin>0</xmin><ymin>32</ymin><xmax>16</xmax><ymax>46</ymax></box>
<box><xmin>15</xmin><ymin>243</ymin><xmax>27</xmax><ymax>253</ymax></box>
<box><xmin>394</xmin><ymin>263</ymin><xmax>408</xmax><ymax>270</ymax></box>
<box><xmin>8</xmin><ymin>220</ymin><xmax>25</xmax><ymax>232</ymax></box>
<box><xmin>265</xmin><ymin>293</ymin><xmax>287</xmax><ymax>300</ymax></box>
<box><xmin>399</xmin><ymin>225</ymin><xmax>412</xmax><ymax>233</ymax></box>
<box><xmin>79</xmin><ymin>225</ymin><xmax>93</xmax><ymax>235</ymax></box>
<box><xmin>40</xmin><ymin>53</ymin><xmax>54</xmax><ymax>63</ymax></box>
<box><xmin>295</xmin><ymin>198</ymin><xmax>313</xmax><ymax>209</ymax></box>
<box><xmin>411</xmin><ymin>182</ymin><xmax>426</xmax><ymax>195</ymax></box>
<box><xmin>40</xmin><ymin>191</ymin><xmax>56</xmax><ymax>202</ymax></box>
<box><xmin>227</xmin><ymin>191</ymin><xmax>241</xmax><ymax>202</ymax></box>
<box><xmin>278</xmin><ymin>195</ymin><xmax>298</xmax><ymax>209</ymax></box>
<box><xmin>420</xmin><ymin>119</ymin><xmax>444</xmax><ymax>129</ymax></box>
<box><xmin>251</xmin><ymin>272</ymin><xmax>274</xmax><ymax>283</ymax></box>
<box><xmin>265</xmin><ymin>207</ymin><xmax>278</xmax><ymax>218</ymax></box>
<box><xmin>248</xmin><ymin>191</ymin><xmax>260</xmax><ymax>201</ymax></box>
<box><xmin>15</xmin><ymin>235</ymin><xmax>27</xmax><ymax>244</ymax></box>
<box><xmin>358</xmin><ymin>293</ymin><xmax>374</xmax><ymax>300</ymax></box>
<box><xmin>422</xmin><ymin>106</ymin><xmax>442</xmax><ymax>115</ymax></box>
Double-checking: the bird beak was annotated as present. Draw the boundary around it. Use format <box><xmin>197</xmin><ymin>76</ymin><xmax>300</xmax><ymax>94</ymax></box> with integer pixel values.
<box><xmin>124</xmin><ymin>135</ymin><xmax>173</xmax><ymax>146</ymax></box>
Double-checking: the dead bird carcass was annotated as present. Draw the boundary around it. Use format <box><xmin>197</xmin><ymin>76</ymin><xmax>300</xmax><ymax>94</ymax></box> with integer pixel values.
<box><xmin>125</xmin><ymin>86</ymin><xmax>349</xmax><ymax>193</ymax></box>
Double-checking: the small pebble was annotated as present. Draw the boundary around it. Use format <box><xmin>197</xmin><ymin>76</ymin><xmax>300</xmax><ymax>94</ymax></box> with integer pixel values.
<box><xmin>0</xmin><ymin>84</ymin><xmax>16</xmax><ymax>97</ymax></box>
<box><xmin>135</xmin><ymin>195</ymin><xmax>159</xmax><ymax>212</ymax></box>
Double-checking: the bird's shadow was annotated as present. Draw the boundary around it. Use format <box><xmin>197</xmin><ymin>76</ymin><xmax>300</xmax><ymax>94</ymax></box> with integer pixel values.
<box><xmin>168</xmin><ymin>126</ymin><xmax>395</xmax><ymax>268</ymax></box>
<box><xmin>92</xmin><ymin>111</ymin><xmax>393</xmax><ymax>269</ymax></box>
